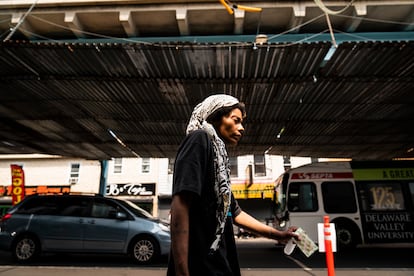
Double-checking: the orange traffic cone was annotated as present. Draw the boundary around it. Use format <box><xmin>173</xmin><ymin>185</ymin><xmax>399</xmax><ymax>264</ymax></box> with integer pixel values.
<box><xmin>324</xmin><ymin>216</ymin><xmax>335</xmax><ymax>276</ymax></box>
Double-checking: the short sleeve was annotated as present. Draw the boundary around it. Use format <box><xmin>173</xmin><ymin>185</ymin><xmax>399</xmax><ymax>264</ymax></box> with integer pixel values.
<box><xmin>231</xmin><ymin>193</ymin><xmax>241</xmax><ymax>217</ymax></box>
<box><xmin>173</xmin><ymin>130</ymin><xmax>212</xmax><ymax>196</ymax></box>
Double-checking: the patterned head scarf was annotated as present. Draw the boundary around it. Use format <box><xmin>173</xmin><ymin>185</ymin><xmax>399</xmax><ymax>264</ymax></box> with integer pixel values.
<box><xmin>186</xmin><ymin>94</ymin><xmax>239</xmax><ymax>252</ymax></box>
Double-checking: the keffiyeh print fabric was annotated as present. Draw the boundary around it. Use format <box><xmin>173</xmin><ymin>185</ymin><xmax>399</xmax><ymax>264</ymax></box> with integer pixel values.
<box><xmin>186</xmin><ymin>94</ymin><xmax>239</xmax><ymax>134</ymax></box>
<box><xmin>186</xmin><ymin>94</ymin><xmax>239</xmax><ymax>252</ymax></box>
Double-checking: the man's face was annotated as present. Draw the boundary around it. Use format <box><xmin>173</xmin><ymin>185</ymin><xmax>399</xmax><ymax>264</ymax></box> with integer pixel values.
<box><xmin>218</xmin><ymin>108</ymin><xmax>244</xmax><ymax>146</ymax></box>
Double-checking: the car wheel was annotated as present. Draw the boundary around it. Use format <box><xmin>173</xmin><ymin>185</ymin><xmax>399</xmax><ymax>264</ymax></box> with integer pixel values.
<box><xmin>12</xmin><ymin>235</ymin><xmax>40</xmax><ymax>262</ymax></box>
<box><xmin>129</xmin><ymin>236</ymin><xmax>160</xmax><ymax>264</ymax></box>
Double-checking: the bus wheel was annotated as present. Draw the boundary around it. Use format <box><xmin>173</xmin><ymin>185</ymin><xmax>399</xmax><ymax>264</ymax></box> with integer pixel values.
<box><xmin>335</xmin><ymin>222</ymin><xmax>359</xmax><ymax>249</ymax></box>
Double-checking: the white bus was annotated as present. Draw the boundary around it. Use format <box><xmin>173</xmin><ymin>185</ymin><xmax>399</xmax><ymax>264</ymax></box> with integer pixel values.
<box><xmin>274</xmin><ymin>161</ymin><xmax>414</xmax><ymax>248</ymax></box>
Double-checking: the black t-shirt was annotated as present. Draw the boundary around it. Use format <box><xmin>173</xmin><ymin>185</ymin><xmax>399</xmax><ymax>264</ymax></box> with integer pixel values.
<box><xmin>167</xmin><ymin>130</ymin><xmax>242</xmax><ymax>276</ymax></box>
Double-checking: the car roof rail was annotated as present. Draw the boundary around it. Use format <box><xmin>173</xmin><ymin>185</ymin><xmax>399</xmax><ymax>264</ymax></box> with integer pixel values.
<box><xmin>28</xmin><ymin>192</ymin><xmax>103</xmax><ymax>197</ymax></box>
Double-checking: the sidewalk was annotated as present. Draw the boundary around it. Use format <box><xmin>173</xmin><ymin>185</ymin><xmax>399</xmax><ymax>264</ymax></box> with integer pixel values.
<box><xmin>0</xmin><ymin>266</ymin><xmax>413</xmax><ymax>276</ymax></box>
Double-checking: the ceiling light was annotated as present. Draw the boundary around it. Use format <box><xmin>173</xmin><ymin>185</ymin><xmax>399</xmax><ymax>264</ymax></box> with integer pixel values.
<box><xmin>276</xmin><ymin>127</ymin><xmax>285</xmax><ymax>139</ymax></box>
<box><xmin>2</xmin><ymin>141</ymin><xmax>15</xmax><ymax>147</ymax></box>
<box><xmin>255</xmin><ymin>34</ymin><xmax>268</xmax><ymax>45</ymax></box>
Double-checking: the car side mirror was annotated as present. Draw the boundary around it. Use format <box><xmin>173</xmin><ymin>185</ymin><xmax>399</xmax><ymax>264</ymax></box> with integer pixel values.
<box><xmin>116</xmin><ymin>211</ymin><xmax>127</xmax><ymax>220</ymax></box>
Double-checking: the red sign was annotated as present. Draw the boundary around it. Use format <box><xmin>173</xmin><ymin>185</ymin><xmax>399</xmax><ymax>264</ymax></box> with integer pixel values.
<box><xmin>0</xmin><ymin>186</ymin><xmax>5</xmax><ymax>196</ymax></box>
<box><xmin>1</xmin><ymin>185</ymin><xmax>71</xmax><ymax>197</ymax></box>
<box><xmin>11</xmin><ymin>164</ymin><xmax>25</xmax><ymax>205</ymax></box>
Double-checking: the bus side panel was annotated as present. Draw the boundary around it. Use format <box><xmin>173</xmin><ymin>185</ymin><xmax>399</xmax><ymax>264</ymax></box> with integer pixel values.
<box><xmin>288</xmin><ymin>214</ymin><xmax>321</xmax><ymax>242</ymax></box>
<box><xmin>284</xmin><ymin>180</ymin><xmax>324</xmax><ymax>243</ymax></box>
<box><xmin>356</xmin><ymin>180</ymin><xmax>414</xmax><ymax>244</ymax></box>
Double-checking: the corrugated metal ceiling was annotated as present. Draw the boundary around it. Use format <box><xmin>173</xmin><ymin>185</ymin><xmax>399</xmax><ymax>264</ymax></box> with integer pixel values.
<box><xmin>0</xmin><ymin>0</ymin><xmax>414</xmax><ymax>160</ymax></box>
<box><xmin>0</xmin><ymin>39</ymin><xmax>413</xmax><ymax>160</ymax></box>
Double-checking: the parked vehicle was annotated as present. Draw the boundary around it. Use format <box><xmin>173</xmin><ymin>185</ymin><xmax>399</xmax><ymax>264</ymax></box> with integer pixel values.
<box><xmin>274</xmin><ymin>160</ymin><xmax>414</xmax><ymax>249</ymax></box>
<box><xmin>0</xmin><ymin>194</ymin><xmax>170</xmax><ymax>264</ymax></box>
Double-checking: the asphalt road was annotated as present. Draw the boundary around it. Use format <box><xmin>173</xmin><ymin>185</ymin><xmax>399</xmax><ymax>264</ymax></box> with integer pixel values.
<box><xmin>0</xmin><ymin>238</ymin><xmax>413</xmax><ymax>275</ymax></box>
<box><xmin>236</xmin><ymin>238</ymin><xmax>414</xmax><ymax>270</ymax></box>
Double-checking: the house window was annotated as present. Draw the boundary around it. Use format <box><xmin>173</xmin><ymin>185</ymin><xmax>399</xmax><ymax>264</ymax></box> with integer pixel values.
<box><xmin>230</xmin><ymin>157</ymin><xmax>238</xmax><ymax>177</ymax></box>
<box><xmin>69</xmin><ymin>163</ymin><xmax>80</xmax><ymax>184</ymax></box>
<box><xmin>142</xmin><ymin>158</ymin><xmax>150</xmax><ymax>173</ymax></box>
<box><xmin>113</xmin><ymin>158</ymin><xmax>122</xmax><ymax>174</ymax></box>
<box><xmin>254</xmin><ymin>154</ymin><xmax>266</xmax><ymax>177</ymax></box>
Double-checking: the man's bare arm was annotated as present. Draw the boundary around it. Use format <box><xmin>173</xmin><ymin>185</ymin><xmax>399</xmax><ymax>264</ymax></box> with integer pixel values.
<box><xmin>170</xmin><ymin>192</ymin><xmax>193</xmax><ymax>276</ymax></box>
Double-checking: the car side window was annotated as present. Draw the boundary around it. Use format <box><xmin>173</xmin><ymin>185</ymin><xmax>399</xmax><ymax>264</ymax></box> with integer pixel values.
<box><xmin>91</xmin><ymin>199</ymin><xmax>119</xmax><ymax>219</ymax></box>
<box><xmin>58</xmin><ymin>197</ymin><xmax>90</xmax><ymax>217</ymax></box>
<box><xmin>16</xmin><ymin>197</ymin><xmax>59</xmax><ymax>215</ymax></box>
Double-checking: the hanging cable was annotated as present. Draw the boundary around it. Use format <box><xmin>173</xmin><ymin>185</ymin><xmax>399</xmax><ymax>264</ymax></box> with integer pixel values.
<box><xmin>313</xmin><ymin>0</ymin><xmax>355</xmax><ymax>49</ymax></box>
<box><xmin>267</xmin><ymin>14</ymin><xmax>326</xmax><ymax>41</ymax></box>
<box><xmin>3</xmin><ymin>0</ymin><xmax>39</xmax><ymax>42</ymax></box>
<box><xmin>29</xmin><ymin>14</ymin><xmax>151</xmax><ymax>44</ymax></box>
<box><xmin>8</xmin><ymin>3</ymin><xmax>410</xmax><ymax>48</ymax></box>
<box><xmin>314</xmin><ymin>0</ymin><xmax>355</xmax><ymax>15</ymax></box>
<box><xmin>325</xmin><ymin>13</ymin><xmax>337</xmax><ymax>48</ymax></box>
<box><xmin>219</xmin><ymin>0</ymin><xmax>234</xmax><ymax>14</ymax></box>
<box><xmin>236</xmin><ymin>4</ymin><xmax>262</xmax><ymax>13</ymax></box>
<box><xmin>219</xmin><ymin>0</ymin><xmax>262</xmax><ymax>15</ymax></box>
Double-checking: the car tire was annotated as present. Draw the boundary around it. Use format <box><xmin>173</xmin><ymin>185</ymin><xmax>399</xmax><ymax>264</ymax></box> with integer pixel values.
<box><xmin>12</xmin><ymin>234</ymin><xmax>40</xmax><ymax>262</ymax></box>
<box><xmin>129</xmin><ymin>235</ymin><xmax>160</xmax><ymax>264</ymax></box>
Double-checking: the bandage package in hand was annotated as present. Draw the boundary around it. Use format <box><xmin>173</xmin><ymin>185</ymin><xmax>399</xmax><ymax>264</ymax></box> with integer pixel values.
<box><xmin>284</xmin><ymin>227</ymin><xmax>318</xmax><ymax>257</ymax></box>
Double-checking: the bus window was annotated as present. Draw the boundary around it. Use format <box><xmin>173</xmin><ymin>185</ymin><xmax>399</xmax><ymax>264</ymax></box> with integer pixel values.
<box><xmin>409</xmin><ymin>183</ymin><xmax>414</xmax><ymax>208</ymax></box>
<box><xmin>287</xmin><ymin>182</ymin><xmax>318</xmax><ymax>212</ymax></box>
<box><xmin>321</xmin><ymin>181</ymin><xmax>357</xmax><ymax>213</ymax></box>
<box><xmin>359</xmin><ymin>182</ymin><xmax>405</xmax><ymax>211</ymax></box>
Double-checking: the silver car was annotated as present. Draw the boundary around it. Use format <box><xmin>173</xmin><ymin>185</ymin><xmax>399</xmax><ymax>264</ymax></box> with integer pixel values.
<box><xmin>0</xmin><ymin>194</ymin><xmax>170</xmax><ymax>264</ymax></box>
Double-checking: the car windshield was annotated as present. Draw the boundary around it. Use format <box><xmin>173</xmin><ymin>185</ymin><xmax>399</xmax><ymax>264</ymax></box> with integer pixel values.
<box><xmin>118</xmin><ymin>199</ymin><xmax>154</xmax><ymax>219</ymax></box>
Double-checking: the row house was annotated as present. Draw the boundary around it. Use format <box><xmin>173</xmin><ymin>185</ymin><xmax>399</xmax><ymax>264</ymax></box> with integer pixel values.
<box><xmin>0</xmin><ymin>154</ymin><xmax>313</xmax><ymax>221</ymax></box>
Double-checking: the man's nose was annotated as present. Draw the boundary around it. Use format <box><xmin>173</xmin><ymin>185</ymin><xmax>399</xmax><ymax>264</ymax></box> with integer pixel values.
<box><xmin>238</xmin><ymin>124</ymin><xmax>244</xmax><ymax>135</ymax></box>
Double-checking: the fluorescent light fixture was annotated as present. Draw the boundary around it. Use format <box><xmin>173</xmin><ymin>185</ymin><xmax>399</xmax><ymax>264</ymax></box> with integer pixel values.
<box><xmin>276</xmin><ymin>127</ymin><xmax>285</xmax><ymax>139</ymax></box>
<box><xmin>324</xmin><ymin>45</ymin><xmax>337</xmax><ymax>61</ymax></box>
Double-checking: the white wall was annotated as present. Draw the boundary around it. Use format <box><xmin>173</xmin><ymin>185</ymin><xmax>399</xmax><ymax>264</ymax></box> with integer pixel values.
<box><xmin>106</xmin><ymin>157</ymin><xmax>170</xmax><ymax>191</ymax></box>
<box><xmin>1</xmin><ymin>154</ymin><xmax>315</xmax><ymax>197</ymax></box>
<box><xmin>233</xmin><ymin>154</ymin><xmax>313</xmax><ymax>184</ymax></box>
<box><xmin>0</xmin><ymin>155</ymin><xmax>101</xmax><ymax>194</ymax></box>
